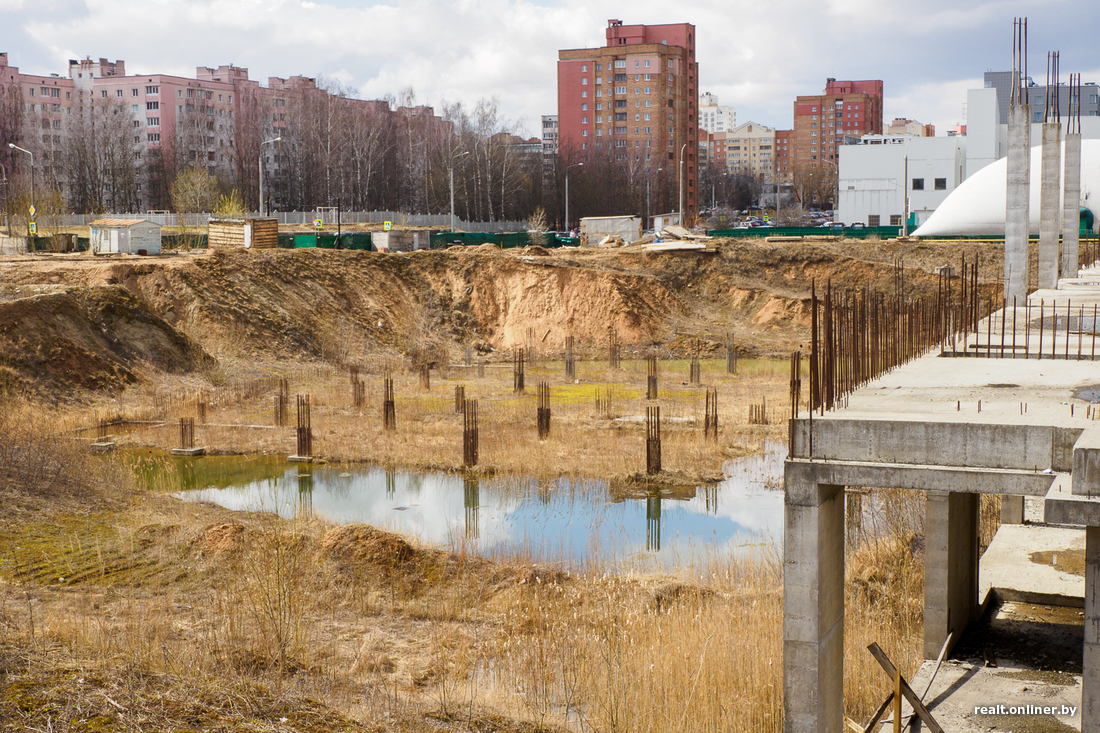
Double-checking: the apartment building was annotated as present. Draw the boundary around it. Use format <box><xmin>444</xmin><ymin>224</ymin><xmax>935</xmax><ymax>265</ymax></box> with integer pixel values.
<box><xmin>982</xmin><ymin>70</ymin><xmax>1100</xmax><ymax>124</ymax></box>
<box><xmin>699</xmin><ymin>121</ymin><xmax>776</xmax><ymax>179</ymax></box>
<box><xmin>558</xmin><ymin>19</ymin><xmax>699</xmax><ymax>216</ymax></box>
<box><xmin>886</xmin><ymin>118</ymin><xmax>934</xmax><ymax>137</ymax></box>
<box><xmin>775</xmin><ymin>129</ymin><xmax>793</xmax><ymax>181</ymax></box>
<box><xmin>541</xmin><ymin>114</ymin><xmax>559</xmax><ymax>155</ymax></box>
<box><xmin>699</xmin><ymin>92</ymin><xmax>735</xmax><ymax>133</ymax></box>
<box><xmin>792</xmin><ymin>78</ymin><xmax>883</xmax><ymax>171</ymax></box>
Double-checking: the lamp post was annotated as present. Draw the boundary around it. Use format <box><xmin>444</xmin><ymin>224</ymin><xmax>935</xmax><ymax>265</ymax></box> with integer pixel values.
<box><xmin>565</xmin><ymin>161</ymin><xmax>583</xmax><ymax>234</ymax></box>
<box><xmin>678</xmin><ymin>143</ymin><xmax>687</xmax><ymax>227</ymax></box>
<box><xmin>0</xmin><ymin>162</ymin><xmax>8</xmax><ymax>236</ymax></box>
<box><xmin>8</xmin><ymin>143</ymin><xmax>33</xmax><ymax>238</ymax></box>
<box><xmin>258</xmin><ymin>137</ymin><xmax>280</xmax><ymax>217</ymax></box>
<box><xmin>450</xmin><ymin>150</ymin><xmax>469</xmax><ymax>233</ymax></box>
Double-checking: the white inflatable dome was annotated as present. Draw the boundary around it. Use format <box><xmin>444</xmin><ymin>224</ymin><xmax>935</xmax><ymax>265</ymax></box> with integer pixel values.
<box><xmin>913</xmin><ymin>139</ymin><xmax>1099</xmax><ymax>237</ymax></box>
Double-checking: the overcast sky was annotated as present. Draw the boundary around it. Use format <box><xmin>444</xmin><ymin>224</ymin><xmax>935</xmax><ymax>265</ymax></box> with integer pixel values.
<box><xmin>3</xmin><ymin>0</ymin><xmax>1099</xmax><ymax>139</ymax></box>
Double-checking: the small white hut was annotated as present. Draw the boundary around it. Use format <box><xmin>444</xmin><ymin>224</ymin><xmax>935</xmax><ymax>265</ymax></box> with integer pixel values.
<box><xmin>90</xmin><ymin>219</ymin><xmax>162</xmax><ymax>255</ymax></box>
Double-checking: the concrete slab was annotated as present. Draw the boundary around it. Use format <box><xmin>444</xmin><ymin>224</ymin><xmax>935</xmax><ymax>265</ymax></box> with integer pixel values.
<box><xmin>170</xmin><ymin>447</ymin><xmax>206</xmax><ymax>456</ymax></box>
<box><xmin>981</xmin><ymin>524</ymin><xmax>1087</xmax><ymax>608</ymax></box>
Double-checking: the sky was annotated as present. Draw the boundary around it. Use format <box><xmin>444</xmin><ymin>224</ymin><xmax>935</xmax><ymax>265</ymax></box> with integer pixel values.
<box><xmin>3</xmin><ymin>0</ymin><xmax>1100</xmax><ymax>139</ymax></box>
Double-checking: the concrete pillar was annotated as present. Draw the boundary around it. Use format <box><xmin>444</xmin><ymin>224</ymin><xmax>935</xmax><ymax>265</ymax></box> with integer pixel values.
<box><xmin>1062</xmin><ymin>132</ymin><xmax>1082</xmax><ymax>279</ymax></box>
<box><xmin>1001</xmin><ymin>494</ymin><xmax>1025</xmax><ymax>524</ymax></box>
<box><xmin>1004</xmin><ymin>105</ymin><xmax>1031</xmax><ymax>301</ymax></box>
<box><xmin>1038</xmin><ymin>122</ymin><xmax>1063</xmax><ymax>290</ymax></box>
<box><xmin>784</xmin><ymin>466</ymin><xmax>844</xmax><ymax>733</ymax></box>
<box><xmin>1085</xmin><ymin>525</ymin><xmax>1100</xmax><ymax>733</ymax></box>
<box><xmin>924</xmin><ymin>491</ymin><xmax>980</xmax><ymax>658</ymax></box>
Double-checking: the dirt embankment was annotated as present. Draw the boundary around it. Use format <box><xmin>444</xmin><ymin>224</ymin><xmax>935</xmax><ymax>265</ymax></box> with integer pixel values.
<box><xmin>0</xmin><ymin>239</ymin><xmax>1001</xmax><ymax>397</ymax></box>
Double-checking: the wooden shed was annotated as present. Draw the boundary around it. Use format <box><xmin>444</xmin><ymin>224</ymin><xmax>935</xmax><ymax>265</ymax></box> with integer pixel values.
<box><xmin>208</xmin><ymin>218</ymin><xmax>279</xmax><ymax>249</ymax></box>
<box><xmin>90</xmin><ymin>219</ymin><xmax>162</xmax><ymax>255</ymax></box>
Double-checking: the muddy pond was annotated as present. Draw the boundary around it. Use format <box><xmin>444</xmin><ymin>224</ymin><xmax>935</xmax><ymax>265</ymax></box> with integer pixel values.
<box><xmin>153</xmin><ymin>442</ymin><xmax>784</xmax><ymax>571</ymax></box>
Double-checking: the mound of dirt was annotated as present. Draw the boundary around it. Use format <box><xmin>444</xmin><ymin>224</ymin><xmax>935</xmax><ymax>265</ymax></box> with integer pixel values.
<box><xmin>0</xmin><ymin>285</ymin><xmax>209</xmax><ymax>396</ymax></box>
<box><xmin>320</xmin><ymin>523</ymin><xmax>417</xmax><ymax>569</ymax></box>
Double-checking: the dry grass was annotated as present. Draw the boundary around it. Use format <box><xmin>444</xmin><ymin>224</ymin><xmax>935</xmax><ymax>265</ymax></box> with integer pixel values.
<box><xmin>0</xmin><ymin>364</ymin><xmax>936</xmax><ymax>732</ymax></box>
<box><xmin>54</xmin><ymin>355</ymin><xmax>793</xmax><ymax>484</ymax></box>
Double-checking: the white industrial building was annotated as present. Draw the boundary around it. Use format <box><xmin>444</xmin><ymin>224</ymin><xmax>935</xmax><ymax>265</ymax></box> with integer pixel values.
<box><xmin>837</xmin><ymin>135</ymin><xmax>966</xmax><ymax>229</ymax></box>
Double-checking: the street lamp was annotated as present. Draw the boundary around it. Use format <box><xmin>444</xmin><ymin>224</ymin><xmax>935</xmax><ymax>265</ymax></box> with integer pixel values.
<box><xmin>450</xmin><ymin>150</ymin><xmax>469</xmax><ymax>233</ymax></box>
<box><xmin>678</xmin><ymin>143</ymin><xmax>687</xmax><ymax>227</ymax></box>
<box><xmin>8</xmin><ymin>143</ymin><xmax>34</xmax><ymax>238</ymax></box>
<box><xmin>0</xmin><ymin>162</ymin><xmax>8</xmax><ymax>236</ymax></box>
<box><xmin>259</xmin><ymin>137</ymin><xmax>281</xmax><ymax>217</ymax></box>
<box><xmin>565</xmin><ymin>162</ymin><xmax>583</xmax><ymax>234</ymax></box>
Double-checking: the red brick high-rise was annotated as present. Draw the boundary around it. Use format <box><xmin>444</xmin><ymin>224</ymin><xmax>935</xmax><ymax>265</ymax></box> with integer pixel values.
<box><xmin>558</xmin><ymin>20</ymin><xmax>699</xmax><ymax>221</ymax></box>
<box><xmin>792</xmin><ymin>78</ymin><xmax>882</xmax><ymax>173</ymax></box>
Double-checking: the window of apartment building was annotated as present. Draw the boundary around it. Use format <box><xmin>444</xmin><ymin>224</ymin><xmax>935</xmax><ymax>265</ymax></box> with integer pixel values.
<box><xmin>615</xmin><ymin>113</ymin><xmax>626</xmax><ymax>121</ymax></box>
<box><xmin>581</xmin><ymin>130</ymin><xmax>587</xmax><ymax>137</ymax></box>
<box><xmin>810</xmin><ymin>106</ymin><xmax>815</xmax><ymax>112</ymax></box>
<box><xmin>147</xmin><ymin>117</ymin><xmax>159</xmax><ymax>126</ymax></box>
<box><xmin>595</xmin><ymin>77</ymin><xmax>602</xmax><ymax>84</ymax></box>
<box><xmin>634</xmin><ymin>87</ymin><xmax>640</xmax><ymax>94</ymax></box>
<box><xmin>644</xmin><ymin>126</ymin><xmax>651</xmax><ymax>133</ymax></box>
<box><xmin>934</xmin><ymin>178</ymin><xmax>947</xmax><ymax>190</ymax></box>
<box><xmin>615</xmin><ymin>138</ymin><xmax>627</xmax><ymax>146</ymax></box>
<box><xmin>581</xmin><ymin>65</ymin><xmax>587</xmax><ymax>72</ymax></box>
<box><xmin>635</xmin><ymin>113</ymin><xmax>640</xmax><ymax>121</ymax></box>
<box><xmin>146</xmin><ymin>85</ymin><xmax>158</xmax><ymax>95</ymax></box>
<box><xmin>644</xmin><ymin>100</ymin><xmax>651</xmax><ymax>108</ymax></box>
<box><xmin>132</xmin><ymin>88</ymin><xmax>138</xmax><ymax>96</ymax></box>
<box><xmin>911</xmin><ymin>178</ymin><xmax>924</xmax><ymax>190</ymax></box>
<box><xmin>889</xmin><ymin>215</ymin><xmax>901</xmax><ymax>226</ymax></box>
<box><xmin>581</xmin><ymin>103</ymin><xmax>587</xmax><ymax>111</ymax></box>
<box><xmin>614</xmin><ymin>73</ymin><xmax>626</xmax><ymax>82</ymax></box>
<box><xmin>811</xmin><ymin>131</ymin><xmax>817</xmax><ymax>136</ymax></box>
<box><xmin>644</xmin><ymin>113</ymin><xmax>650</xmax><ymax>120</ymax></box>
<box><xmin>596</xmin><ymin>116</ymin><xmax>602</xmax><ymax>123</ymax></box>
<box><xmin>595</xmin><ymin>103</ymin><xmax>602</xmax><ymax>110</ymax></box>
<box><xmin>811</xmin><ymin>122</ymin><xmax>816</xmax><ymax>128</ymax></box>
<box><xmin>147</xmin><ymin>101</ymin><xmax>159</xmax><ymax>110</ymax></box>
<box><xmin>668</xmin><ymin>74</ymin><xmax>673</xmax><ymax>82</ymax></box>
<box><xmin>582</xmin><ymin>116</ymin><xmax>587</xmax><ymax>123</ymax></box>
<box><xmin>228</xmin><ymin>94</ymin><xmax>232</xmax><ymax>103</ymax></box>
<box><xmin>668</xmin><ymin>112</ymin><xmax>673</xmax><ymax>120</ymax></box>
<box><xmin>218</xmin><ymin>94</ymin><xmax>223</xmax><ymax>102</ymax></box>
<box><xmin>615</xmin><ymin>60</ymin><xmax>626</xmax><ymax>69</ymax></box>
<box><xmin>582</xmin><ymin>78</ymin><xmax>587</xmax><ymax>85</ymax></box>
<box><xmin>596</xmin><ymin>129</ymin><xmax>601</xmax><ymax>136</ymax></box>
<box><xmin>615</xmin><ymin>99</ymin><xmax>626</xmax><ymax>108</ymax></box>
<box><xmin>113</xmin><ymin>89</ymin><xmax>121</xmax><ymax>98</ymax></box>
<box><xmin>868</xmin><ymin>215</ymin><xmax>880</xmax><ymax>227</ymax></box>
<box><xmin>582</xmin><ymin>91</ymin><xmax>587</xmax><ymax>98</ymax></box>
<box><xmin>582</xmin><ymin>142</ymin><xmax>588</xmax><ymax>149</ymax></box>
<box><xmin>811</xmin><ymin>147</ymin><xmax>817</xmax><ymax>152</ymax></box>
<box><xmin>811</xmin><ymin>156</ymin><xmax>817</xmax><ymax>161</ymax></box>
<box><xmin>99</xmin><ymin>90</ymin><xmax>106</xmax><ymax>98</ymax></box>
<box><xmin>132</xmin><ymin>105</ymin><xmax>139</xmax><ymax>113</ymax></box>
<box><xmin>644</xmin><ymin>86</ymin><xmax>651</xmax><ymax>94</ymax></box>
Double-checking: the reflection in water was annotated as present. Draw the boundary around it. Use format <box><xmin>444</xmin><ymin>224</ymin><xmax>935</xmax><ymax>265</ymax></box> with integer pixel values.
<box><xmin>646</xmin><ymin>491</ymin><xmax>662</xmax><ymax>551</ymax></box>
<box><xmin>172</xmin><ymin>441</ymin><xmax>786</xmax><ymax>571</ymax></box>
<box><xmin>463</xmin><ymin>477</ymin><xmax>480</xmax><ymax>539</ymax></box>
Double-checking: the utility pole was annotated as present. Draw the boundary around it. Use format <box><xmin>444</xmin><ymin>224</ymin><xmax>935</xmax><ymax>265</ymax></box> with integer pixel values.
<box><xmin>259</xmin><ymin>137</ymin><xmax>281</xmax><ymax>217</ymax></box>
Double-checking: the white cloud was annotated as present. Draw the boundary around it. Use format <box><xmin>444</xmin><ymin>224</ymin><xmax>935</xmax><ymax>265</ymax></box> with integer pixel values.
<box><xmin>3</xmin><ymin>0</ymin><xmax>1099</xmax><ymax>138</ymax></box>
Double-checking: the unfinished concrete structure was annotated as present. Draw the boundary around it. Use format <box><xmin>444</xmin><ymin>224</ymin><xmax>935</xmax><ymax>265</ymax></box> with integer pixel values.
<box><xmin>1004</xmin><ymin>20</ymin><xmax>1030</xmax><ymax>301</ymax></box>
<box><xmin>1064</xmin><ymin>74</ymin><xmax>1084</xmax><ymax>279</ymax></box>
<box><xmin>1038</xmin><ymin>51</ymin><xmax>1063</xmax><ymax>290</ymax></box>
<box><xmin>782</xmin><ymin>265</ymin><xmax>1100</xmax><ymax>730</ymax></box>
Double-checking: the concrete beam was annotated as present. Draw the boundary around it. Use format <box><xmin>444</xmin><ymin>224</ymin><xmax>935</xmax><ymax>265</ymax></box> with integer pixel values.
<box><xmin>790</xmin><ymin>419</ymin><xmax>1080</xmax><ymax>472</ymax></box>
<box><xmin>1073</xmin><ymin>428</ymin><xmax>1100</xmax><ymax>497</ymax></box>
<box><xmin>784</xmin><ymin>476</ymin><xmax>844</xmax><ymax>733</ymax></box>
<box><xmin>924</xmin><ymin>491</ymin><xmax>979</xmax><ymax>658</ymax></box>
<box><xmin>1046</xmin><ymin>474</ymin><xmax>1100</xmax><ymax>525</ymax></box>
<box><xmin>786</xmin><ymin>458</ymin><xmax>1055</xmax><ymax>497</ymax></box>
<box><xmin>1062</xmin><ymin>132</ymin><xmax>1082</xmax><ymax>278</ymax></box>
<box><xmin>1005</xmin><ymin>105</ymin><xmax>1031</xmax><ymax>301</ymax></box>
<box><xmin>1038</xmin><ymin>121</ymin><xmax>1063</xmax><ymax>290</ymax></box>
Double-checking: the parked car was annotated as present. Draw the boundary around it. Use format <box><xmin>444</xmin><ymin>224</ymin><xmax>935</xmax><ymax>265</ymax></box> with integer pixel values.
<box><xmin>849</xmin><ymin>222</ymin><xmax>866</xmax><ymax>230</ymax></box>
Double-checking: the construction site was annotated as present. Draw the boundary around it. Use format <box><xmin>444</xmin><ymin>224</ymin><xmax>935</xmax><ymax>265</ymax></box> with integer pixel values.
<box><xmin>2</xmin><ymin>99</ymin><xmax>1100</xmax><ymax>731</ymax></box>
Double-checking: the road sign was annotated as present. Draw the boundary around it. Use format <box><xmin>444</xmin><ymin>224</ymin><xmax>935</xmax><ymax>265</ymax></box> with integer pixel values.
<box><xmin>29</xmin><ymin>205</ymin><xmax>36</xmax><ymax>217</ymax></box>
<box><xmin>28</xmin><ymin>222</ymin><xmax>36</xmax><ymax>235</ymax></box>
<box><xmin>384</xmin><ymin>221</ymin><xmax>392</xmax><ymax>231</ymax></box>
<box><xmin>313</xmin><ymin>218</ymin><xmax>322</xmax><ymax>229</ymax></box>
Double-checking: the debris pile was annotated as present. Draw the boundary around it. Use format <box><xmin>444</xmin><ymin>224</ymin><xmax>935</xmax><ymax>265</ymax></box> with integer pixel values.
<box><xmin>631</xmin><ymin>225</ymin><xmax>715</xmax><ymax>252</ymax></box>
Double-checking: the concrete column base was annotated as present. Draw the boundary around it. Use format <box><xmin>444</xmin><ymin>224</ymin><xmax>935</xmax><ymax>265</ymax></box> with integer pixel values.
<box><xmin>925</xmin><ymin>491</ymin><xmax>980</xmax><ymax>658</ymax></box>
<box><xmin>1085</xmin><ymin>526</ymin><xmax>1100</xmax><ymax>733</ymax></box>
<box><xmin>784</xmin><ymin>463</ymin><xmax>845</xmax><ymax>733</ymax></box>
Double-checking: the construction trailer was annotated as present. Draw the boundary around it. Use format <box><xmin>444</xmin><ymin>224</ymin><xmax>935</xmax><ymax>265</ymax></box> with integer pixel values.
<box><xmin>579</xmin><ymin>216</ymin><xmax>642</xmax><ymax>246</ymax></box>
<box><xmin>207</xmin><ymin>218</ymin><xmax>279</xmax><ymax>249</ymax></box>
<box><xmin>90</xmin><ymin>218</ymin><xmax>161</xmax><ymax>255</ymax></box>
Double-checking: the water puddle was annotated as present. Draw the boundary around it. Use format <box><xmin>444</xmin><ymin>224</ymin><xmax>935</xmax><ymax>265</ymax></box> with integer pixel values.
<box><xmin>161</xmin><ymin>443</ymin><xmax>785</xmax><ymax>571</ymax></box>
